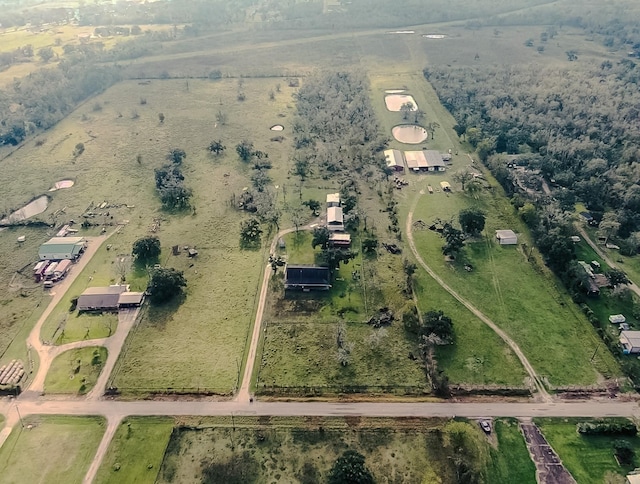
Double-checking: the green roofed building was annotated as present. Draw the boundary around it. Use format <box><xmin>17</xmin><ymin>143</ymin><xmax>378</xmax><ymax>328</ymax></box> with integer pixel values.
<box><xmin>39</xmin><ymin>237</ymin><xmax>86</xmax><ymax>261</ymax></box>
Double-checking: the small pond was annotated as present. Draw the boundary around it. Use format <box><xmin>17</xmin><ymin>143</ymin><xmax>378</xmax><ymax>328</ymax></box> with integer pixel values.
<box><xmin>49</xmin><ymin>179</ymin><xmax>75</xmax><ymax>191</ymax></box>
<box><xmin>385</xmin><ymin>94</ymin><xmax>418</xmax><ymax>112</ymax></box>
<box><xmin>1</xmin><ymin>195</ymin><xmax>49</xmax><ymax>224</ymax></box>
<box><xmin>392</xmin><ymin>125</ymin><xmax>428</xmax><ymax>144</ymax></box>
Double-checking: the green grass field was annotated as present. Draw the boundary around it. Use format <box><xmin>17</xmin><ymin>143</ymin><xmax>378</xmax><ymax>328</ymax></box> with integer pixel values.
<box><xmin>44</xmin><ymin>346</ymin><xmax>107</xmax><ymax>394</ymax></box>
<box><xmin>536</xmin><ymin>418</ymin><xmax>640</xmax><ymax>483</ymax></box>
<box><xmin>0</xmin><ymin>415</ymin><xmax>105</xmax><ymax>484</ymax></box>
<box><xmin>487</xmin><ymin>419</ymin><xmax>536</xmax><ymax>484</ymax></box>
<box><xmin>95</xmin><ymin>417</ymin><xmax>174</xmax><ymax>484</ymax></box>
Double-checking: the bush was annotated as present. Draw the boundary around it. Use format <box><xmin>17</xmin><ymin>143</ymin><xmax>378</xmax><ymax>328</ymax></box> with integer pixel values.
<box><xmin>577</xmin><ymin>420</ymin><xmax>637</xmax><ymax>436</ymax></box>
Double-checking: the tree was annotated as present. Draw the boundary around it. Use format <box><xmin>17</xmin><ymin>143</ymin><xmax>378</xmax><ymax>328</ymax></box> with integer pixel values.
<box><xmin>452</xmin><ymin>170</ymin><xmax>474</xmax><ymax>191</ymax></box>
<box><xmin>614</xmin><ymin>439</ymin><xmax>635</xmax><ymax>466</ymax></box>
<box><xmin>362</xmin><ymin>235</ymin><xmax>378</xmax><ymax>254</ymax></box>
<box><xmin>288</xmin><ymin>203</ymin><xmax>306</xmax><ymax>232</ymax></box>
<box><xmin>607</xmin><ymin>268</ymin><xmax>630</xmax><ymax>288</ymax></box>
<box><xmin>459</xmin><ymin>208</ymin><xmax>486</xmax><ymax>236</ymax></box>
<box><xmin>465</xmin><ymin>127</ymin><xmax>482</xmax><ymax>147</ymax></box>
<box><xmin>215</xmin><ymin>110</ymin><xmax>227</xmax><ymax>125</ymax></box>
<box><xmin>251</xmin><ymin>169</ymin><xmax>271</xmax><ymax>192</ymax></box>
<box><xmin>240</xmin><ymin>218</ymin><xmax>262</xmax><ymax>248</ymax></box>
<box><xmin>476</xmin><ymin>137</ymin><xmax>495</xmax><ymax>162</ymax></box>
<box><xmin>441</xmin><ymin>222</ymin><xmax>465</xmax><ymax>256</ymax></box>
<box><xmin>442</xmin><ymin>421</ymin><xmax>490</xmax><ymax>484</ymax></box>
<box><xmin>321</xmin><ymin>247</ymin><xmax>356</xmax><ymax>271</ymax></box>
<box><xmin>328</xmin><ymin>450</ymin><xmax>374</xmax><ymax>484</ymax></box>
<box><xmin>302</xmin><ymin>199</ymin><xmax>321</xmax><ymax>214</ymax></box>
<box><xmin>599</xmin><ymin>212</ymin><xmax>620</xmax><ymax>244</ymax></box>
<box><xmin>73</xmin><ymin>142</ymin><xmax>85</xmax><ymax>157</ymax></box>
<box><xmin>148</xmin><ymin>267</ymin><xmax>186</xmax><ymax>304</ymax></box>
<box><xmin>38</xmin><ymin>46</ymin><xmax>54</xmax><ymax>63</ymax></box>
<box><xmin>312</xmin><ymin>226</ymin><xmax>330</xmax><ymax>249</ymax></box>
<box><xmin>427</xmin><ymin>121</ymin><xmax>440</xmax><ymax>140</ymax></box>
<box><xmin>236</xmin><ymin>140</ymin><xmax>254</xmax><ymax>162</ymax></box>
<box><xmin>132</xmin><ymin>236</ymin><xmax>161</xmax><ymax>264</ymax></box>
<box><xmin>167</xmin><ymin>148</ymin><xmax>186</xmax><ymax>164</ymax></box>
<box><xmin>422</xmin><ymin>310</ymin><xmax>454</xmax><ymax>344</ymax></box>
<box><xmin>464</xmin><ymin>179</ymin><xmax>483</xmax><ymax>199</ymax></box>
<box><xmin>208</xmin><ymin>140</ymin><xmax>225</xmax><ymax>156</ymax></box>
<box><xmin>158</xmin><ymin>112</ymin><xmax>165</xmax><ymax>124</ymax></box>
<box><xmin>413</xmin><ymin>109</ymin><xmax>425</xmax><ymax>124</ymax></box>
<box><xmin>400</xmin><ymin>102</ymin><xmax>414</xmax><ymax>120</ymax></box>
<box><xmin>113</xmin><ymin>256</ymin><xmax>132</xmax><ymax>283</ymax></box>
<box><xmin>335</xmin><ymin>322</ymin><xmax>354</xmax><ymax>367</ymax></box>
<box><xmin>292</xmin><ymin>156</ymin><xmax>311</xmax><ymax>181</ymax></box>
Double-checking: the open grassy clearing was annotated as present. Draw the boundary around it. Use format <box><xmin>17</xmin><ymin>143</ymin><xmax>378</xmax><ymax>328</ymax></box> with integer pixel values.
<box><xmin>0</xmin><ymin>415</ymin><xmax>105</xmax><ymax>484</ymax></box>
<box><xmin>158</xmin><ymin>417</ymin><xmax>453</xmax><ymax>483</ymax></box>
<box><xmin>95</xmin><ymin>417</ymin><xmax>174</xmax><ymax>484</ymax></box>
<box><xmin>44</xmin><ymin>346</ymin><xmax>107</xmax><ymax>394</ymax></box>
<box><xmin>535</xmin><ymin>417</ymin><xmax>640</xmax><ymax>483</ymax></box>
<box><xmin>487</xmin><ymin>418</ymin><xmax>536</xmax><ymax>484</ymax></box>
<box><xmin>409</xmin><ymin>190</ymin><xmax>619</xmax><ymax>386</ymax></box>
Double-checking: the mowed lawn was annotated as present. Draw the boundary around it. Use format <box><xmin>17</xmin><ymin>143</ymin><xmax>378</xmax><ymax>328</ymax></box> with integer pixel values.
<box><xmin>536</xmin><ymin>418</ymin><xmax>640</xmax><ymax>484</ymax></box>
<box><xmin>487</xmin><ymin>419</ymin><xmax>536</xmax><ymax>484</ymax></box>
<box><xmin>44</xmin><ymin>346</ymin><xmax>107</xmax><ymax>395</ymax></box>
<box><xmin>95</xmin><ymin>417</ymin><xmax>174</xmax><ymax>484</ymax></box>
<box><xmin>408</xmin><ymin>186</ymin><xmax>620</xmax><ymax>386</ymax></box>
<box><xmin>0</xmin><ymin>415</ymin><xmax>105</xmax><ymax>484</ymax></box>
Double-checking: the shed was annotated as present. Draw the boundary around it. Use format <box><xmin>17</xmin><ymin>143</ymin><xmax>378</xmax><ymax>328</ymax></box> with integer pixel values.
<box><xmin>620</xmin><ymin>331</ymin><xmax>640</xmax><ymax>354</ymax></box>
<box><xmin>326</xmin><ymin>193</ymin><xmax>341</xmax><ymax>207</ymax></box>
<box><xmin>285</xmin><ymin>265</ymin><xmax>331</xmax><ymax>290</ymax></box>
<box><xmin>118</xmin><ymin>292</ymin><xmax>145</xmax><ymax>308</ymax></box>
<box><xmin>495</xmin><ymin>230</ymin><xmax>517</xmax><ymax>245</ymax></box>
<box><xmin>327</xmin><ymin>206</ymin><xmax>344</xmax><ymax>232</ymax></box>
<box><xmin>424</xmin><ymin>150</ymin><xmax>446</xmax><ymax>171</ymax></box>
<box><xmin>627</xmin><ymin>473</ymin><xmax>640</xmax><ymax>484</ymax></box>
<box><xmin>329</xmin><ymin>233</ymin><xmax>351</xmax><ymax>248</ymax></box>
<box><xmin>609</xmin><ymin>314</ymin><xmax>626</xmax><ymax>324</ymax></box>
<box><xmin>39</xmin><ymin>236</ymin><xmax>86</xmax><ymax>261</ymax></box>
<box><xmin>384</xmin><ymin>149</ymin><xmax>405</xmax><ymax>172</ymax></box>
<box><xmin>77</xmin><ymin>285</ymin><xmax>129</xmax><ymax>311</ymax></box>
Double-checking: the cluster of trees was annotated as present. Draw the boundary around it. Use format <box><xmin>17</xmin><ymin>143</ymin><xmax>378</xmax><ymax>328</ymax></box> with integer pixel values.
<box><xmin>292</xmin><ymin>71</ymin><xmax>387</xmax><ymax>177</ymax></box>
<box><xmin>577</xmin><ymin>420</ymin><xmax>637</xmax><ymax>436</ymax></box>
<box><xmin>154</xmin><ymin>149</ymin><xmax>192</xmax><ymax>210</ymax></box>
<box><xmin>148</xmin><ymin>267</ymin><xmax>187</xmax><ymax>305</ymax></box>
<box><xmin>132</xmin><ymin>236</ymin><xmax>161</xmax><ymax>264</ymax></box>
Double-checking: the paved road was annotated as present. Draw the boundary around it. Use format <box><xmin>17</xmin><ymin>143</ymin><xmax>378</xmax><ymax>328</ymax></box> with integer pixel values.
<box><xmin>521</xmin><ymin>421</ymin><xmax>576</xmax><ymax>484</ymax></box>
<box><xmin>405</xmin><ymin>189</ymin><xmax>551</xmax><ymax>401</ymax></box>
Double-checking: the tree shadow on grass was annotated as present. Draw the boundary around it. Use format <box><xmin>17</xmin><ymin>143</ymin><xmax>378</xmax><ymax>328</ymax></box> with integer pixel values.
<box><xmin>146</xmin><ymin>292</ymin><xmax>186</xmax><ymax>331</ymax></box>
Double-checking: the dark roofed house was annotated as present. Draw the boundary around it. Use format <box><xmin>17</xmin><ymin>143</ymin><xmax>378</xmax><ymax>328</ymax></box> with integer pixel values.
<box><xmin>78</xmin><ymin>285</ymin><xmax>129</xmax><ymax>311</ymax></box>
<box><xmin>285</xmin><ymin>265</ymin><xmax>331</xmax><ymax>291</ymax></box>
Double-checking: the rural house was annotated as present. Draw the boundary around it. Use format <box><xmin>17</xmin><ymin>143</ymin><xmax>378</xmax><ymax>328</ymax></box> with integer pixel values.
<box><xmin>384</xmin><ymin>149</ymin><xmax>405</xmax><ymax>172</ymax></box>
<box><xmin>285</xmin><ymin>265</ymin><xmax>331</xmax><ymax>291</ymax></box>
<box><xmin>620</xmin><ymin>330</ymin><xmax>640</xmax><ymax>354</ymax></box>
<box><xmin>495</xmin><ymin>230</ymin><xmax>518</xmax><ymax>245</ymax></box>
<box><xmin>329</xmin><ymin>233</ymin><xmax>351</xmax><ymax>248</ymax></box>
<box><xmin>424</xmin><ymin>150</ymin><xmax>446</xmax><ymax>171</ymax></box>
<box><xmin>78</xmin><ymin>285</ymin><xmax>129</xmax><ymax>311</ymax></box>
<box><xmin>327</xmin><ymin>206</ymin><xmax>345</xmax><ymax>232</ymax></box>
<box><xmin>39</xmin><ymin>237</ymin><xmax>86</xmax><ymax>261</ymax></box>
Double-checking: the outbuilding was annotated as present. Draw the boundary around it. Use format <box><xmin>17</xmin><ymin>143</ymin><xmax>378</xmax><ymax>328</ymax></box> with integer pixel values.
<box><xmin>285</xmin><ymin>265</ymin><xmax>331</xmax><ymax>291</ymax></box>
<box><xmin>609</xmin><ymin>314</ymin><xmax>626</xmax><ymax>324</ymax></box>
<box><xmin>326</xmin><ymin>193</ymin><xmax>341</xmax><ymax>208</ymax></box>
<box><xmin>329</xmin><ymin>233</ymin><xmax>351</xmax><ymax>248</ymax></box>
<box><xmin>495</xmin><ymin>230</ymin><xmax>518</xmax><ymax>245</ymax></box>
<box><xmin>424</xmin><ymin>150</ymin><xmax>446</xmax><ymax>171</ymax></box>
<box><xmin>118</xmin><ymin>292</ymin><xmax>145</xmax><ymax>308</ymax></box>
<box><xmin>384</xmin><ymin>149</ymin><xmax>405</xmax><ymax>172</ymax></box>
<box><xmin>327</xmin><ymin>206</ymin><xmax>344</xmax><ymax>232</ymax></box>
<box><xmin>39</xmin><ymin>237</ymin><xmax>86</xmax><ymax>261</ymax></box>
<box><xmin>620</xmin><ymin>330</ymin><xmax>640</xmax><ymax>354</ymax></box>
<box><xmin>440</xmin><ymin>181</ymin><xmax>451</xmax><ymax>192</ymax></box>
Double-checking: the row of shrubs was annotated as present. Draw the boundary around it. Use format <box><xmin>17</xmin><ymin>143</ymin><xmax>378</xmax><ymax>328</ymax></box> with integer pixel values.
<box><xmin>577</xmin><ymin>419</ymin><xmax>637</xmax><ymax>436</ymax></box>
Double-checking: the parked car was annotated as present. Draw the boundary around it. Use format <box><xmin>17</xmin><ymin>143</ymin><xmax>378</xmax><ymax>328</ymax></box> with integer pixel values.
<box><xmin>479</xmin><ymin>420</ymin><xmax>492</xmax><ymax>434</ymax></box>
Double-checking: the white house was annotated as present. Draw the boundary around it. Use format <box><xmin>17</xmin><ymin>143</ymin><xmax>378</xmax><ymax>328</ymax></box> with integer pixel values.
<box><xmin>620</xmin><ymin>330</ymin><xmax>640</xmax><ymax>354</ymax></box>
<box><xmin>495</xmin><ymin>230</ymin><xmax>518</xmax><ymax>245</ymax></box>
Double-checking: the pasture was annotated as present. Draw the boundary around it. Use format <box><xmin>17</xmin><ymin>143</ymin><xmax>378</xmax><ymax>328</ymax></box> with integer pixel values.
<box><xmin>0</xmin><ymin>415</ymin><xmax>105</xmax><ymax>483</ymax></box>
<box><xmin>95</xmin><ymin>417</ymin><xmax>174</xmax><ymax>484</ymax></box>
<box><xmin>536</xmin><ymin>418</ymin><xmax>640</xmax><ymax>483</ymax></box>
<box><xmin>44</xmin><ymin>346</ymin><xmax>107</xmax><ymax>394</ymax></box>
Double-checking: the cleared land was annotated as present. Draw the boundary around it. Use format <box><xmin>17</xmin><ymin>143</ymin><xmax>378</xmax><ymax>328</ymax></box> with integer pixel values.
<box><xmin>488</xmin><ymin>419</ymin><xmax>537</xmax><ymax>483</ymax></box>
<box><xmin>536</xmin><ymin>417</ymin><xmax>640</xmax><ymax>483</ymax></box>
<box><xmin>44</xmin><ymin>346</ymin><xmax>107</xmax><ymax>394</ymax></box>
<box><xmin>95</xmin><ymin>417</ymin><xmax>174</xmax><ymax>484</ymax></box>
<box><xmin>0</xmin><ymin>415</ymin><xmax>105</xmax><ymax>483</ymax></box>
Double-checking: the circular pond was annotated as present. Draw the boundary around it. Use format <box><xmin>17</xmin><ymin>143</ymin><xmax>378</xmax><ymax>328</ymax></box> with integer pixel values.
<box><xmin>392</xmin><ymin>125</ymin><xmax>428</xmax><ymax>144</ymax></box>
<box><xmin>385</xmin><ymin>94</ymin><xmax>418</xmax><ymax>112</ymax></box>
<box><xmin>270</xmin><ymin>125</ymin><xmax>284</xmax><ymax>131</ymax></box>
<box><xmin>49</xmin><ymin>179</ymin><xmax>75</xmax><ymax>191</ymax></box>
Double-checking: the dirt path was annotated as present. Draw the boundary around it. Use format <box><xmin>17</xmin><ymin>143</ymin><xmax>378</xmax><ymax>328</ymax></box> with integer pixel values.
<box><xmin>237</xmin><ymin>223</ymin><xmax>317</xmax><ymax>402</ymax></box>
<box><xmin>520</xmin><ymin>419</ymin><xmax>576</xmax><ymax>484</ymax></box>
<box><xmin>24</xmin><ymin>231</ymin><xmax>116</xmax><ymax>395</ymax></box>
<box><xmin>82</xmin><ymin>414</ymin><xmax>123</xmax><ymax>484</ymax></box>
<box><xmin>575</xmin><ymin>224</ymin><xmax>640</xmax><ymax>299</ymax></box>
<box><xmin>406</xmin><ymin>190</ymin><xmax>551</xmax><ymax>401</ymax></box>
